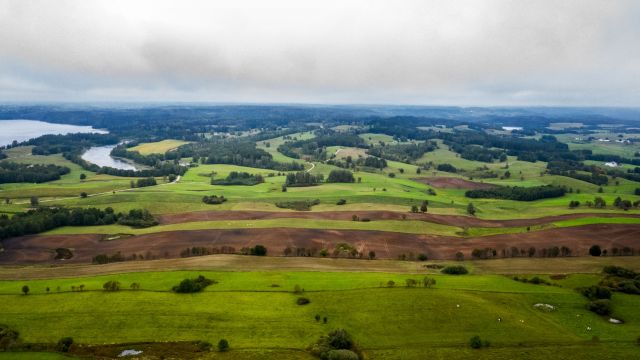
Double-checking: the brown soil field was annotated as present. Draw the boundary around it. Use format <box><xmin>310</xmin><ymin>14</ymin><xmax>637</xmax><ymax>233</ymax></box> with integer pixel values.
<box><xmin>414</xmin><ymin>176</ymin><xmax>496</xmax><ymax>189</ymax></box>
<box><xmin>158</xmin><ymin>210</ymin><xmax>640</xmax><ymax>228</ymax></box>
<box><xmin>1</xmin><ymin>224</ymin><xmax>639</xmax><ymax>265</ymax></box>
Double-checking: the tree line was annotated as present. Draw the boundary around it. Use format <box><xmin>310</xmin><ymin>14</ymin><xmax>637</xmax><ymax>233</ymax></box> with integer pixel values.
<box><xmin>0</xmin><ymin>162</ymin><xmax>70</xmax><ymax>183</ymax></box>
<box><xmin>0</xmin><ymin>207</ymin><xmax>157</xmax><ymax>240</ymax></box>
<box><xmin>465</xmin><ymin>185</ymin><xmax>566</xmax><ymax>201</ymax></box>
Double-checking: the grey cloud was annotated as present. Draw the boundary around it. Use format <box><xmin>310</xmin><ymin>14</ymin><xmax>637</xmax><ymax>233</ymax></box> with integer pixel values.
<box><xmin>0</xmin><ymin>0</ymin><xmax>638</xmax><ymax>105</ymax></box>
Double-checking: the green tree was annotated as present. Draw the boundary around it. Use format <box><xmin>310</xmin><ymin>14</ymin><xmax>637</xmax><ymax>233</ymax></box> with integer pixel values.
<box><xmin>80</xmin><ymin>173</ymin><xmax>87</xmax><ymax>180</ymax></box>
<box><xmin>589</xmin><ymin>245</ymin><xmax>602</xmax><ymax>257</ymax></box>
<box><xmin>467</xmin><ymin>202</ymin><xmax>476</xmax><ymax>216</ymax></box>
<box><xmin>30</xmin><ymin>196</ymin><xmax>39</xmax><ymax>207</ymax></box>
<box><xmin>103</xmin><ymin>280</ymin><xmax>121</xmax><ymax>291</ymax></box>
<box><xmin>217</xmin><ymin>339</ymin><xmax>229</xmax><ymax>352</ymax></box>
<box><xmin>21</xmin><ymin>285</ymin><xmax>29</xmax><ymax>295</ymax></box>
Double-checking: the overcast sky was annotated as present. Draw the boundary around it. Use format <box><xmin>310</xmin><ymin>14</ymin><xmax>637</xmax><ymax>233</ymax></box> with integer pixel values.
<box><xmin>0</xmin><ymin>0</ymin><xmax>638</xmax><ymax>106</ymax></box>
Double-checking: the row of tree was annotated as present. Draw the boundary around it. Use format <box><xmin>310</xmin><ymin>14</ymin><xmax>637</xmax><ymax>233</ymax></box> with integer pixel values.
<box><xmin>0</xmin><ymin>162</ymin><xmax>70</xmax><ymax>183</ymax></box>
<box><xmin>465</xmin><ymin>185</ymin><xmax>566</xmax><ymax>201</ymax></box>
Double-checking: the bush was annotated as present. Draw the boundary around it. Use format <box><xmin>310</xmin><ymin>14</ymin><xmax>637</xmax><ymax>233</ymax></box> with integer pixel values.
<box><xmin>103</xmin><ymin>280</ymin><xmax>120</xmax><ymax>291</ymax></box>
<box><xmin>588</xmin><ymin>299</ymin><xmax>612</xmax><ymax>316</ymax></box>
<box><xmin>580</xmin><ymin>286</ymin><xmax>612</xmax><ymax>300</ymax></box>
<box><xmin>297</xmin><ymin>297</ymin><xmax>311</xmax><ymax>305</ymax></box>
<box><xmin>173</xmin><ymin>275</ymin><xmax>216</xmax><ymax>293</ymax></box>
<box><xmin>327</xmin><ymin>329</ymin><xmax>353</xmax><ymax>350</ymax></box>
<box><xmin>417</xmin><ymin>253</ymin><xmax>428</xmax><ymax>261</ymax></box>
<box><xmin>202</xmin><ymin>195</ymin><xmax>227</xmax><ymax>204</ymax></box>
<box><xmin>469</xmin><ymin>335</ymin><xmax>489</xmax><ymax>349</ymax></box>
<box><xmin>275</xmin><ymin>199</ymin><xmax>320</xmax><ymax>211</ymax></box>
<box><xmin>326</xmin><ymin>349</ymin><xmax>359</xmax><ymax>360</ymax></box>
<box><xmin>249</xmin><ymin>245</ymin><xmax>267</xmax><ymax>256</ymax></box>
<box><xmin>336</xmin><ymin>199</ymin><xmax>347</xmax><ymax>205</ymax></box>
<box><xmin>57</xmin><ymin>337</ymin><xmax>74</xmax><ymax>352</ymax></box>
<box><xmin>217</xmin><ymin>339</ymin><xmax>229</xmax><ymax>352</ymax></box>
<box><xmin>0</xmin><ymin>324</ymin><xmax>20</xmax><ymax>350</ymax></box>
<box><xmin>603</xmin><ymin>266</ymin><xmax>637</xmax><ymax>279</ymax></box>
<box><xmin>441</xmin><ymin>265</ymin><xmax>469</xmax><ymax>275</ymax></box>
<box><xmin>437</xmin><ymin>163</ymin><xmax>457</xmax><ymax>173</ymax></box>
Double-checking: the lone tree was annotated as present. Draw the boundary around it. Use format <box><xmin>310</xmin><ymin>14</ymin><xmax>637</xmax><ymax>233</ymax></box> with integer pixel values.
<box><xmin>217</xmin><ymin>339</ymin><xmax>229</xmax><ymax>352</ymax></box>
<box><xmin>80</xmin><ymin>173</ymin><xmax>87</xmax><ymax>180</ymax></box>
<box><xmin>467</xmin><ymin>203</ymin><xmax>476</xmax><ymax>216</ymax></box>
<box><xmin>30</xmin><ymin>196</ymin><xmax>39</xmax><ymax>207</ymax></box>
<box><xmin>21</xmin><ymin>285</ymin><xmax>29</xmax><ymax>295</ymax></box>
<box><xmin>420</xmin><ymin>200</ymin><xmax>428</xmax><ymax>213</ymax></box>
<box><xmin>589</xmin><ymin>245</ymin><xmax>602</xmax><ymax>257</ymax></box>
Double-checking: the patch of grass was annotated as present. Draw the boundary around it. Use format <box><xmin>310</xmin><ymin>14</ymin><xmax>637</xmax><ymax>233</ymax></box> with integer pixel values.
<box><xmin>128</xmin><ymin>139</ymin><xmax>190</xmax><ymax>155</ymax></box>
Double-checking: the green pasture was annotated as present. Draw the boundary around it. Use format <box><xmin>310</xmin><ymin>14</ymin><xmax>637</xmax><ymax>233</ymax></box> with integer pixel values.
<box><xmin>128</xmin><ymin>139</ymin><xmax>190</xmax><ymax>154</ymax></box>
<box><xmin>0</xmin><ymin>270</ymin><xmax>638</xmax><ymax>359</ymax></box>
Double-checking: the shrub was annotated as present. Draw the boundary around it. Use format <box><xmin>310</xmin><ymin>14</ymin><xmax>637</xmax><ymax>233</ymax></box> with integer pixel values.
<box><xmin>250</xmin><ymin>245</ymin><xmax>267</xmax><ymax>256</ymax></box>
<box><xmin>297</xmin><ymin>297</ymin><xmax>311</xmax><ymax>305</ymax></box>
<box><xmin>417</xmin><ymin>253</ymin><xmax>428</xmax><ymax>261</ymax></box>
<box><xmin>21</xmin><ymin>285</ymin><xmax>29</xmax><ymax>295</ymax></box>
<box><xmin>441</xmin><ymin>265</ymin><xmax>469</xmax><ymax>275</ymax></box>
<box><xmin>437</xmin><ymin>163</ymin><xmax>457</xmax><ymax>173</ymax></box>
<box><xmin>588</xmin><ymin>299</ymin><xmax>612</xmax><ymax>316</ymax></box>
<box><xmin>0</xmin><ymin>324</ymin><xmax>20</xmax><ymax>350</ymax></box>
<box><xmin>57</xmin><ymin>337</ymin><xmax>74</xmax><ymax>352</ymax></box>
<box><xmin>603</xmin><ymin>266</ymin><xmax>637</xmax><ymax>279</ymax></box>
<box><xmin>103</xmin><ymin>280</ymin><xmax>120</xmax><ymax>291</ymax></box>
<box><xmin>275</xmin><ymin>199</ymin><xmax>320</xmax><ymax>211</ymax></box>
<box><xmin>580</xmin><ymin>286</ymin><xmax>612</xmax><ymax>300</ymax></box>
<box><xmin>80</xmin><ymin>192</ymin><xmax>88</xmax><ymax>198</ymax></box>
<box><xmin>217</xmin><ymin>339</ymin><xmax>229</xmax><ymax>352</ymax></box>
<box><xmin>197</xmin><ymin>341</ymin><xmax>212</xmax><ymax>351</ymax></box>
<box><xmin>327</xmin><ymin>329</ymin><xmax>353</xmax><ymax>350</ymax></box>
<box><xmin>202</xmin><ymin>195</ymin><xmax>227</xmax><ymax>204</ymax></box>
<box><xmin>326</xmin><ymin>349</ymin><xmax>359</xmax><ymax>360</ymax></box>
<box><xmin>173</xmin><ymin>275</ymin><xmax>216</xmax><ymax>293</ymax></box>
<box><xmin>336</xmin><ymin>199</ymin><xmax>347</xmax><ymax>205</ymax></box>
<box><xmin>469</xmin><ymin>335</ymin><xmax>489</xmax><ymax>349</ymax></box>
<box><xmin>589</xmin><ymin>245</ymin><xmax>602</xmax><ymax>257</ymax></box>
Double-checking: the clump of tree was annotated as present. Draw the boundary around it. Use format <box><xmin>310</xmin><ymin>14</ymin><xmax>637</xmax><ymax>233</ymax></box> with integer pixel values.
<box><xmin>0</xmin><ymin>162</ymin><xmax>70</xmax><ymax>183</ymax></box>
<box><xmin>309</xmin><ymin>329</ymin><xmax>361</xmax><ymax>360</ymax></box>
<box><xmin>117</xmin><ymin>209</ymin><xmax>158</xmax><ymax>228</ymax></box>
<box><xmin>466</xmin><ymin>185</ymin><xmax>566</xmax><ymax>201</ymax></box>
<box><xmin>92</xmin><ymin>252</ymin><xmax>126</xmax><ymax>265</ymax></box>
<box><xmin>285</xmin><ymin>172</ymin><xmax>324</xmax><ymax>187</ymax></box>
<box><xmin>367</xmin><ymin>141</ymin><xmax>437</xmax><ymax>163</ymax></box>
<box><xmin>512</xmin><ymin>276</ymin><xmax>553</xmax><ymax>286</ymax></box>
<box><xmin>103</xmin><ymin>280</ymin><xmax>120</xmax><ymax>291</ymax></box>
<box><xmin>0</xmin><ymin>207</ymin><xmax>123</xmax><ymax>240</ymax></box>
<box><xmin>132</xmin><ymin>177</ymin><xmax>157</xmax><ymax>188</ymax></box>
<box><xmin>0</xmin><ymin>324</ymin><xmax>20</xmax><ymax>350</ymax></box>
<box><xmin>327</xmin><ymin>170</ymin><xmax>355</xmax><ymax>183</ymax></box>
<box><xmin>173</xmin><ymin>275</ymin><xmax>217</xmax><ymax>293</ymax></box>
<box><xmin>202</xmin><ymin>195</ymin><xmax>227</xmax><ymax>204</ymax></box>
<box><xmin>212</xmin><ymin>171</ymin><xmax>264</xmax><ymax>186</ymax></box>
<box><xmin>436</xmin><ymin>163</ymin><xmax>457</xmax><ymax>173</ymax></box>
<box><xmin>441</xmin><ymin>265</ymin><xmax>469</xmax><ymax>275</ymax></box>
<box><xmin>599</xmin><ymin>266</ymin><xmax>640</xmax><ymax>295</ymax></box>
<box><xmin>275</xmin><ymin>199</ymin><xmax>320</xmax><ymax>211</ymax></box>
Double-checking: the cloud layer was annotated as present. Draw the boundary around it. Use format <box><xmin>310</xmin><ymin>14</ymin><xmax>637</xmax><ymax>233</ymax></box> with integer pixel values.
<box><xmin>0</xmin><ymin>0</ymin><xmax>639</xmax><ymax>105</ymax></box>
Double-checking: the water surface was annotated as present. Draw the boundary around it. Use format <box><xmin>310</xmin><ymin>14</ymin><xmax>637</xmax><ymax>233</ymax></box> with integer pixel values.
<box><xmin>81</xmin><ymin>145</ymin><xmax>138</xmax><ymax>170</ymax></box>
<box><xmin>0</xmin><ymin>119</ymin><xmax>107</xmax><ymax>147</ymax></box>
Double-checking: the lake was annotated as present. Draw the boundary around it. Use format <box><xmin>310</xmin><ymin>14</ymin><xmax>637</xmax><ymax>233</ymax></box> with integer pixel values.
<box><xmin>0</xmin><ymin>119</ymin><xmax>107</xmax><ymax>147</ymax></box>
<box><xmin>81</xmin><ymin>145</ymin><xmax>138</xmax><ymax>170</ymax></box>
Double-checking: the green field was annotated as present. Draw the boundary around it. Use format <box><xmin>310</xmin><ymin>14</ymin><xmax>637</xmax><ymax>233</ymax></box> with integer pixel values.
<box><xmin>1</xmin><ymin>266</ymin><xmax>639</xmax><ymax>359</ymax></box>
<box><xmin>128</xmin><ymin>139</ymin><xmax>190</xmax><ymax>154</ymax></box>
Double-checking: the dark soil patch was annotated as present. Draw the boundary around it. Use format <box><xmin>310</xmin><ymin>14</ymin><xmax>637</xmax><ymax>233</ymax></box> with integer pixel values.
<box><xmin>1</xmin><ymin>224</ymin><xmax>639</xmax><ymax>264</ymax></box>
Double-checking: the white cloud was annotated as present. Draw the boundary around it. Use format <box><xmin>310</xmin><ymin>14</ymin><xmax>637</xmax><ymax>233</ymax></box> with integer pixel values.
<box><xmin>0</xmin><ymin>0</ymin><xmax>638</xmax><ymax>105</ymax></box>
